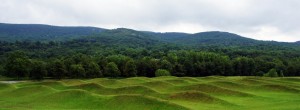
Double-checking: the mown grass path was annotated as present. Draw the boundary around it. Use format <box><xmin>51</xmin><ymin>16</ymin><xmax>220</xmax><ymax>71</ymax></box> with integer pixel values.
<box><xmin>0</xmin><ymin>76</ymin><xmax>300</xmax><ymax>110</ymax></box>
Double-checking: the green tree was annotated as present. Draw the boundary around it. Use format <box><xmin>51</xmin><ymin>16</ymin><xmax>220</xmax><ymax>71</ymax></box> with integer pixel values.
<box><xmin>173</xmin><ymin>63</ymin><xmax>186</xmax><ymax>76</ymax></box>
<box><xmin>29</xmin><ymin>60</ymin><xmax>47</xmax><ymax>80</ymax></box>
<box><xmin>155</xmin><ymin>69</ymin><xmax>171</xmax><ymax>77</ymax></box>
<box><xmin>70</xmin><ymin>64</ymin><xmax>85</xmax><ymax>78</ymax></box>
<box><xmin>194</xmin><ymin>62</ymin><xmax>206</xmax><ymax>76</ymax></box>
<box><xmin>48</xmin><ymin>59</ymin><xmax>67</xmax><ymax>80</ymax></box>
<box><xmin>106</xmin><ymin>55</ymin><xmax>131</xmax><ymax>75</ymax></box>
<box><xmin>124</xmin><ymin>60</ymin><xmax>137</xmax><ymax>77</ymax></box>
<box><xmin>137</xmin><ymin>57</ymin><xmax>159</xmax><ymax>77</ymax></box>
<box><xmin>159</xmin><ymin>60</ymin><xmax>173</xmax><ymax>73</ymax></box>
<box><xmin>105</xmin><ymin>62</ymin><xmax>121</xmax><ymax>77</ymax></box>
<box><xmin>264</xmin><ymin>68</ymin><xmax>278</xmax><ymax>77</ymax></box>
<box><xmin>85</xmin><ymin>62</ymin><xmax>102</xmax><ymax>78</ymax></box>
<box><xmin>4</xmin><ymin>51</ymin><xmax>31</xmax><ymax>79</ymax></box>
<box><xmin>233</xmin><ymin>57</ymin><xmax>256</xmax><ymax>76</ymax></box>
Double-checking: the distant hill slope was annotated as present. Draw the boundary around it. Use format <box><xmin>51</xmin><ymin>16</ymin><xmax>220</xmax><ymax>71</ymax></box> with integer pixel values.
<box><xmin>145</xmin><ymin>32</ymin><xmax>190</xmax><ymax>42</ymax></box>
<box><xmin>0</xmin><ymin>23</ymin><xmax>105</xmax><ymax>41</ymax></box>
<box><xmin>149</xmin><ymin>31</ymin><xmax>258</xmax><ymax>46</ymax></box>
<box><xmin>77</xmin><ymin>28</ymin><xmax>161</xmax><ymax>47</ymax></box>
<box><xmin>0</xmin><ymin>23</ymin><xmax>299</xmax><ymax>48</ymax></box>
<box><xmin>146</xmin><ymin>31</ymin><xmax>300</xmax><ymax>49</ymax></box>
<box><xmin>181</xmin><ymin>31</ymin><xmax>258</xmax><ymax>46</ymax></box>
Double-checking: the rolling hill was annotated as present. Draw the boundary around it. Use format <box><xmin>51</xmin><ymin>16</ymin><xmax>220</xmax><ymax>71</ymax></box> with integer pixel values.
<box><xmin>1</xmin><ymin>76</ymin><xmax>300</xmax><ymax>110</ymax></box>
<box><xmin>1</xmin><ymin>23</ymin><xmax>299</xmax><ymax>48</ymax></box>
<box><xmin>0</xmin><ymin>23</ymin><xmax>105</xmax><ymax>41</ymax></box>
<box><xmin>80</xmin><ymin>28</ymin><xmax>161</xmax><ymax>47</ymax></box>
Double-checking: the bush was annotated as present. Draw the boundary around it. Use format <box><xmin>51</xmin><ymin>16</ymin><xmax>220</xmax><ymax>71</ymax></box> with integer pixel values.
<box><xmin>264</xmin><ymin>68</ymin><xmax>278</xmax><ymax>77</ymax></box>
<box><xmin>155</xmin><ymin>69</ymin><xmax>171</xmax><ymax>77</ymax></box>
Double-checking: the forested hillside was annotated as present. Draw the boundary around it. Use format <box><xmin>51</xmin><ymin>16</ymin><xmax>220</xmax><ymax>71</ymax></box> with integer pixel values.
<box><xmin>0</xmin><ymin>23</ymin><xmax>300</xmax><ymax>80</ymax></box>
<box><xmin>0</xmin><ymin>23</ymin><xmax>104</xmax><ymax>41</ymax></box>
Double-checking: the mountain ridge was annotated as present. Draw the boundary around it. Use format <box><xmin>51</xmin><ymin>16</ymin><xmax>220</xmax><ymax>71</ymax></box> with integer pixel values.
<box><xmin>0</xmin><ymin>23</ymin><xmax>299</xmax><ymax>47</ymax></box>
<box><xmin>0</xmin><ymin>23</ymin><xmax>105</xmax><ymax>41</ymax></box>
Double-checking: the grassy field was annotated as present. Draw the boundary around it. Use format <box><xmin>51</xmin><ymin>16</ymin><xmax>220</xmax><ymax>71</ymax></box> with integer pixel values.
<box><xmin>0</xmin><ymin>76</ymin><xmax>300</xmax><ymax>110</ymax></box>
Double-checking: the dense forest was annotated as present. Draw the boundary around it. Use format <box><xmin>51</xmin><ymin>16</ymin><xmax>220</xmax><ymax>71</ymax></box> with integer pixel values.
<box><xmin>0</xmin><ymin>23</ymin><xmax>300</xmax><ymax>80</ymax></box>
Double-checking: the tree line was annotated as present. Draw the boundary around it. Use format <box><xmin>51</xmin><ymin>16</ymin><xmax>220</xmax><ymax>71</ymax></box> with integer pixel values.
<box><xmin>1</xmin><ymin>50</ymin><xmax>299</xmax><ymax>80</ymax></box>
<box><xmin>1</xmin><ymin>38</ymin><xmax>300</xmax><ymax>80</ymax></box>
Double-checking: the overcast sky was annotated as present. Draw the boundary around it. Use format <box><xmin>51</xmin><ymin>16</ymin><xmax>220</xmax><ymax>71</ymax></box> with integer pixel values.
<box><xmin>1</xmin><ymin>0</ymin><xmax>299</xmax><ymax>42</ymax></box>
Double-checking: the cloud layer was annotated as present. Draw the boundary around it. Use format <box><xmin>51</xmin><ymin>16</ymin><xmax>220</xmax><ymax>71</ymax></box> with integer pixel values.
<box><xmin>1</xmin><ymin>0</ymin><xmax>299</xmax><ymax>42</ymax></box>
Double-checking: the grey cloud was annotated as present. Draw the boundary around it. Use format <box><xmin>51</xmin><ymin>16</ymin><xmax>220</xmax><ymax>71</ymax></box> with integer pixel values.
<box><xmin>0</xmin><ymin>0</ymin><xmax>299</xmax><ymax>41</ymax></box>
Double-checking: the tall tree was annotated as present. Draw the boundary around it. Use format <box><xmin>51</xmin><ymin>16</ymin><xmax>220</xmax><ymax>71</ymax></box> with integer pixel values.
<box><xmin>85</xmin><ymin>62</ymin><xmax>102</xmax><ymax>78</ymax></box>
<box><xmin>124</xmin><ymin>60</ymin><xmax>137</xmax><ymax>77</ymax></box>
<box><xmin>4</xmin><ymin>51</ymin><xmax>31</xmax><ymax>79</ymax></box>
<box><xmin>105</xmin><ymin>62</ymin><xmax>121</xmax><ymax>77</ymax></box>
<box><xmin>29</xmin><ymin>60</ymin><xmax>47</xmax><ymax>80</ymax></box>
<box><xmin>233</xmin><ymin>57</ymin><xmax>256</xmax><ymax>76</ymax></box>
<box><xmin>106</xmin><ymin>55</ymin><xmax>131</xmax><ymax>76</ymax></box>
<box><xmin>48</xmin><ymin>59</ymin><xmax>67</xmax><ymax>80</ymax></box>
<box><xmin>159</xmin><ymin>60</ymin><xmax>173</xmax><ymax>73</ymax></box>
<box><xmin>70</xmin><ymin>64</ymin><xmax>85</xmax><ymax>78</ymax></box>
<box><xmin>264</xmin><ymin>68</ymin><xmax>278</xmax><ymax>77</ymax></box>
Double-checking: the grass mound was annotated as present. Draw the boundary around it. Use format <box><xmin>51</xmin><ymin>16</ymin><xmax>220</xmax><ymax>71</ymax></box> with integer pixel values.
<box><xmin>86</xmin><ymin>78</ymin><xmax>108</xmax><ymax>82</ymax></box>
<box><xmin>60</xmin><ymin>80</ymin><xmax>87</xmax><ymax>86</ymax></box>
<box><xmin>141</xmin><ymin>81</ymin><xmax>175</xmax><ymax>91</ymax></box>
<box><xmin>44</xmin><ymin>89</ymin><xmax>96</xmax><ymax>99</ymax></box>
<box><xmin>72</xmin><ymin>85</ymin><xmax>163</xmax><ymax>97</ymax></box>
<box><xmin>119</xmin><ymin>78</ymin><xmax>149</xmax><ymax>84</ymax></box>
<box><xmin>68</xmin><ymin>83</ymin><xmax>106</xmax><ymax>91</ymax></box>
<box><xmin>281</xmin><ymin>78</ymin><xmax>300</xmax><ymax>83</ymax></box>
<box><xmin>260</xmin><ymin>84</ymin><xmax>300</xmax><ymax>93</ymax></box>
<box><xmin>169</xmin><ymin>91</ymin><xmax>227</xmax><ymax>104</ymax></box>
<box><xmin>181</xmin><ymin>84</ymin><xmax>253</xmax><ymax>96</ymax></box>
<box><xmin>43</xmin><ymin>90</ymin><xmax>188</xmax><ymax>110</ymax></box>
<box><xmin>209</xmin><ymin>81</ymin><xmax>248</xmax><ymax>89</ymax></box>
<box><xmin>2</xmin><ymin>76</ymin><xmax>300</xmax><ymax>110</ymax></box>
<box><xmin>152</xmin><ymin>76</ymin><xmax>178</xmax><ymax>81</ymax></box>
<box><xmin>35</xmin><ymin>89</ymin><xmax>108</xmax><ymax>109</ymax></box>
<box><xmin>196</xmin><ymin>76</ymin><xmax>224</xmax><ymax>81</ymax></box>
<box><xmin>18</xmin><ymin>81</ymin><xmax>66</xmax><ymax>90</ymax></box>
<box><xmin>165</xmin><ymin>79</ymin><xmax>191</xmax><ymax>85</ymax></box>
<box><xmin>0</xmin><ymin>83</ymin><xmax>16</xmax><ymax>90</ymax></box>
<box><xmin>96</xmin><ymin>79</ymin><xmax>127</xmax><ymax>87</ymax></box>
<box><xmin>2</xmin><ymin>85</ymin><xmax>56</xmax><ymax>99</ymax></box>
<box><xmin>114</xmin><ymin>85</ymin><xmax>160</xmax><ymax>95</ymax></box>
<box><xmin>179</xmin><ymin>77</ymin><xmax>201</xmax><ymax>82</ymax></box>
<box><xmin>106</xmin><ymin>95</ymin><xmax>189</xmax><ymax>110</ymax></box>
<box><xmin>237</xmin><ymin>78</ymin><xmax>271</xmax><ymax>85</ymax></box>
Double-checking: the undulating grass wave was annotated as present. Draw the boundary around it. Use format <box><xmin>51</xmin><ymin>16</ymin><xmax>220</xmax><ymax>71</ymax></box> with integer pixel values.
<box><xmin>0</xmin><ymin>76</ymin><xmax>300</xmax><ymax>110</ymax></box>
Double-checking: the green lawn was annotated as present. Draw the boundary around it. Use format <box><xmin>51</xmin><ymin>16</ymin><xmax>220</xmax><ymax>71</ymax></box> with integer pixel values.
<box><xmin>0</xmin><ymin>76</ymin><xmax>300</xmax><ymax>110</ymax></box>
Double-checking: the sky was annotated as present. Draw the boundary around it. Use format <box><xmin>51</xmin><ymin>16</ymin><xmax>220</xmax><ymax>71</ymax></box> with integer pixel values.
<box><xmin>0</xmin><ymin>0</ymin><xmax>299</xmax><ymax>42</ymax></box>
